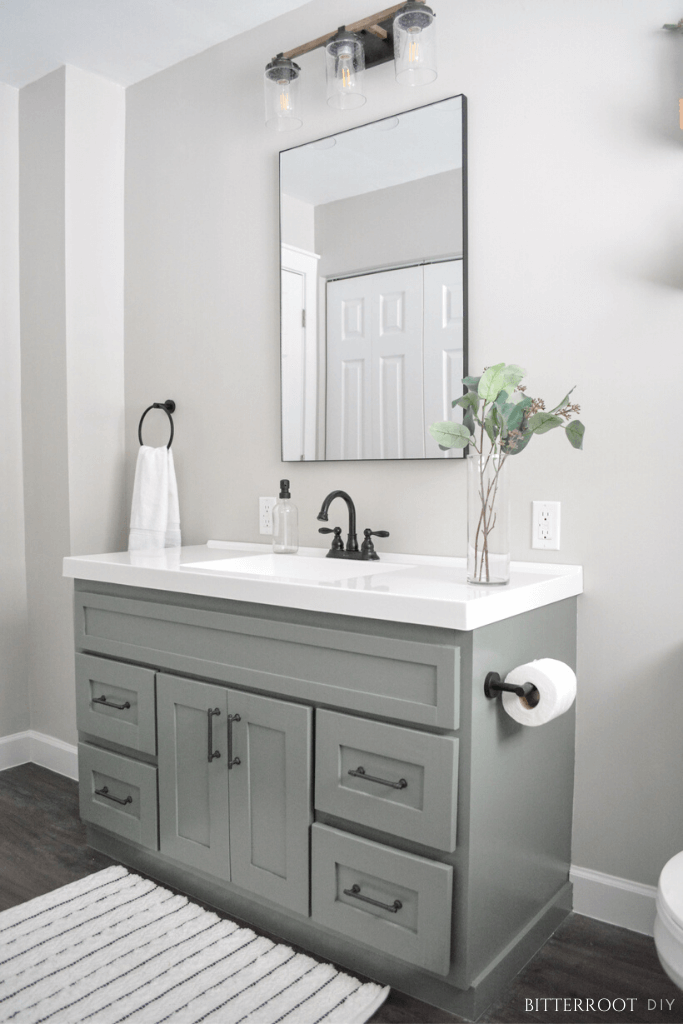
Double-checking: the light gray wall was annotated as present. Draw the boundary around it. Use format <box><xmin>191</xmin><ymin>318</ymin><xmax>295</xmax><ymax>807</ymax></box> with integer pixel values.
<box><xmin>315</xmin><ymin>169</ymin><xmax>462</xmax><ymax>279</ymax></box>
<box><xmin>280</xmin><ymin>193</ymin><xmax>315</xmax><ymax>252</ymax></box>
<box><xmin>17</xmin><ymin>68</ymin><xmax>126</xmax><ymax>746</ymax></box>
<box><xmin>124</xmin><ymin>0</ymin><xmax>683</xmax><ymax>891</ymax></box>
<box><xmin>65</xmin><ymin>69</ymin><xmax>127</xmax><ymax>559</ymax></box>
<box><xmin>0</xmin><ymin>82</ymin><xmax>28</xmax><ymax>739</ymax></box>
<box><xmin>19</xmin><ymin>68</ymin><xmax>75</xmax><ymax>745</ymax></box>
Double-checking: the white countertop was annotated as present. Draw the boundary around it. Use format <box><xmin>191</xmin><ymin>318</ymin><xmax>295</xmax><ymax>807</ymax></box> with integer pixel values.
<box><xmin>62</xmin><ymin>541</ymin><xmax>582</xmax><ymax>631</ymax></box>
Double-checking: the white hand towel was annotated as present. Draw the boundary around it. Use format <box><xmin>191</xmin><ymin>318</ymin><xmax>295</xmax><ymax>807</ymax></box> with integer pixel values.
<box><xmin>128</xmin><ymin>445</ymin><xmax>181</xmax><ymax>551</ymax></box>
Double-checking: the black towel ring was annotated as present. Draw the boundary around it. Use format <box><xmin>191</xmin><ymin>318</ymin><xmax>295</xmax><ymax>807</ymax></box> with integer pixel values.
<box><xmin>138</xmin><ymin>400</ymin><xmax>176</xmax><ymax>449</ymax></box>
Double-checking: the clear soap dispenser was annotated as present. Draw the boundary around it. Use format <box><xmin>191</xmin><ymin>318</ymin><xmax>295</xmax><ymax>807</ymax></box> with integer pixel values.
<box><xmin>272</xmin><ymin>479</ymin><xmax>298</xmax><ymax>554</ymax></box>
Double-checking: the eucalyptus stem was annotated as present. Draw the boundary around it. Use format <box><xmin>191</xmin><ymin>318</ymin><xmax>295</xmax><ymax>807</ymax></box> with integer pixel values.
<box><xmin>428</xmin><ymin>362</ymin><xmax>583</xmax><ymax>586</ymax></box>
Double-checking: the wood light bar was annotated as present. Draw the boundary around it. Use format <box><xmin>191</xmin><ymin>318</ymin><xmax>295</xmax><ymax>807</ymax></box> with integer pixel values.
<box><xmin>281</xmin><ymin>1</ymin><xmax>426</xmax><ymax>65</ymax></box>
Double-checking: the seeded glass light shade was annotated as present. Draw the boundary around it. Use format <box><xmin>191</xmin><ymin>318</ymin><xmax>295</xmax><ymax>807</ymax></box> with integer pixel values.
<box><xmin>393</xmin><ymin>2</ymin><xmax>437</xmax><ymax>86</ymax></box>
<box><xmin>264</xmin><ymin>56</ymin><xmax>303</xmax><ymax>131</ymax></box>
<box><xmin>325</xmin><ymin>28</ymin><xmax>366</xmax><ymax>109</ymax></box>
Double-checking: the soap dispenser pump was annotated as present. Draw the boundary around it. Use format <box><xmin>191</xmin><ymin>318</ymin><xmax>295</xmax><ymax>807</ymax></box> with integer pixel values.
<box><xmin>272</xmin><ymin>479</ymin><xmax>298</xmax><ymax>554</ymax></box>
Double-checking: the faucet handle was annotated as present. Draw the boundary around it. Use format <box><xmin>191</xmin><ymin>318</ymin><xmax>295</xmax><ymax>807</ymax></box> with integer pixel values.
<box><xmin>361</xmin><ymin>528</ymin><xmax>390</xmax><ymax>560</ymax></box>
<box><xmin>319</xmin><ymin>526</ymin><xmax>344</xmax><ymax>551</ymax></box>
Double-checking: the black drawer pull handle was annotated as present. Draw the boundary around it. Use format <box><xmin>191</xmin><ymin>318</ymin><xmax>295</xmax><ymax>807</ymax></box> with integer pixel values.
<box><xmin>227</xmin><ymin>714</ymin><xmax>241</xmax><ymax>769</ymax></box>
<box><xmin>95</xmin><ymin>786</ymin><xmax>132</xmax><ymax>806</ymax></box>
<box><xmin>208</xmin><ymin>708</ymin><xmax>221</xmax><ymax>762</ymax></box>
<box><xmin>343</xmin><ymin>883</ymin><xmax>402</xmax><ymax>913</ymax></box>
<box><xmin>93</xmin><ymin>695</ymin><xmax>131</xmax><ymax>711</ymax></box>
<box><xmin>348</xmin><ymin>766</ymin><xmax>407</xmax><ymax>790</ymax></box>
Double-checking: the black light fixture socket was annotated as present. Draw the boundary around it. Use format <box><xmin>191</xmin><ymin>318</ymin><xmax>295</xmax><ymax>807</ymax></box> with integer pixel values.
<box><xmin>265</xmin><ymin>54</ymin><xmax>301</xmax><ymax>81</ymax></box>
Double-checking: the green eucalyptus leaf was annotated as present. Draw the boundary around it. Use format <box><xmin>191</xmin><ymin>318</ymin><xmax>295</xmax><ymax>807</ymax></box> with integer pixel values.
<box><xmin>478</xmin><ymin>363</ymin><xmax>527</xmax><ymax>402</ymax></box>
<box><xmin>528</xmin><ymin>411</ymin><xmax>564</xmax><ymax>434</ymax></box>
<box><xmin>566</xmin><ymin>420</ymin><xmax>585</xmax><ymax>449</ymax></box>
<box><xmin>462</xmin><ymin>407</ymin><xmax>476</xmax><ymax>436</ymax></box>
<box><xmin>506</xmin><ymin>395</ymin><xmax>533</xmax><ymax>432</ymax></box>
<box><xmin>484</xmin><ymin>408</ymin><xmax>500</xmax><ymax>444</ymax></box>
<box><xmin>462</xmin><ymin>375</ymin><xmax>481</xmax><ymax>391</ymax></box>
<box><xmin>428</xmin><ymin>421</ymin><xmax>473</xmax><ymax>449</ymax></box>
<box><xmin>454</xmin><ymin>391</ymin><xmax>480</xmax><ymax>414</ymax></box>
<box><xmin>477</xmin><ymin>363</ymin><xmax>506</xmax><ymax>401</ymax></box>
<box><xmin>548</xmin><ymin>387</ymin><xmax>576</xmax><ymax>415</ymax></box>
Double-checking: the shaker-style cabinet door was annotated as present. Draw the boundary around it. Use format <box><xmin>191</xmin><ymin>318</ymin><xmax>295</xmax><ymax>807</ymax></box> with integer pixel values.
<box><xmin>157</xmin><ymin>673</ymin><xmax>230</xmax><ymax>880</ymax></box>
<box><xmin>227</xmin><ymin>689</ymin><xmax>312</xmax><ymax>915</ymax></box>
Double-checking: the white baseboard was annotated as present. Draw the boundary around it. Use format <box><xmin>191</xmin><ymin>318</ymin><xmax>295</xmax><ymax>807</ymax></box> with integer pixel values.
<box><xmin>0</xmin><ymin>730</ymin><xmax>78</xmax><ymax>781</ymax></box>
<box><xmin>0</xmin><ymin>731</ymin><xmax>661</xmax><ymax>937</ymax></box>
<box><xmin>570</xmin><ymin>864</ymin><xmax>657</xmax><ymax>936</ymax></box>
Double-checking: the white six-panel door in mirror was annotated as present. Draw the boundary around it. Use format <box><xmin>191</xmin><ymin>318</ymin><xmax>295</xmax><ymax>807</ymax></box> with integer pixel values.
<box><xmin>326</xmin><ymin>262</ymin><xmax>463</xmax><ymax>460</ymax></box>
<box><xmin>279</xmin><ymin>94</ymin><xmax>466</xmax><ymax>461</ymax></box>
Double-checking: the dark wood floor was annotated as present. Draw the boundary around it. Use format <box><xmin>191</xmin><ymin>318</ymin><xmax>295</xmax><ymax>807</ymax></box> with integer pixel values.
<box><xmin>1</xmin><ymin>763</ymin><xmax>680</xmax><ymax>1024</ymax></box>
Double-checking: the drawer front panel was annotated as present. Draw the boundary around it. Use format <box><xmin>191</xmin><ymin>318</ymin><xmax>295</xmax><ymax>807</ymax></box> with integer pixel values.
<box><xmin>75</xmin><ymin>591</ymin><xmax>459</xmax><ymax>728</ymax></box>
<box><xmin>315</xmin><ymin>711</ymin><xmax>458</xmax><ymax>852</ymax></box>
<box><xmin>78</xmin><ymin>742</ymin><xmax>158</xmax><ymax>850</ymax></box>
<box><xmin>311</xmin><ymin>824</ymin><xmax>452</xmax><ymax>976</ymax></box>
<box><xmin>76</xmin><ymin>654</ymin><xmax>156</xmax><ymax>755</ymax></box>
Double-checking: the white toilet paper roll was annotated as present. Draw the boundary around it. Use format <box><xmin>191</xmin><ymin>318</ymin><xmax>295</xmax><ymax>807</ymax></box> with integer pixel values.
<box><xmin>501</xmin><ymin>658</ymin><xmax>576</xmax><ymax>727</ymax></box>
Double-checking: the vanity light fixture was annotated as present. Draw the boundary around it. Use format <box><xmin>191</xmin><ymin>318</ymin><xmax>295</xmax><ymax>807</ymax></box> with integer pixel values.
<box><xmin>393</xmin><ymin>1</ymin><xmax>437</xmax><ymax>86</ymax></box>
<box><xmin>264</xmin><ymin>54</ymin><xmax>303</xmax><ymax>131</ymax></box>
<box><xmin>264</xmin><ymin>0</ymin><xmax>437</xmax><ymax>130</ymax></box>
<box><xmin>326</xmin><ymin>27</ymin><xmax>366</xmax><ymax>109</ymax></box>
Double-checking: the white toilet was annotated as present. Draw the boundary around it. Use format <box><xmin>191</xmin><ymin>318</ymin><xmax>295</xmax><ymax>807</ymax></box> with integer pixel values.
<box><xmin>655</xmin><ymin>851</ymin><xmax>683</xmax><ymax>989</ymax></box>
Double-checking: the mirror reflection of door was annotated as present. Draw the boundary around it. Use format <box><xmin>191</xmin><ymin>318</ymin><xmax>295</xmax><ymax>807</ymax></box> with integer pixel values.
<box><xmin>326</xmin><ymin>261</ymin><xmax>463</xmax><ymax>460</ymax></box>
<box><xmin>281</xmin><ymin>268</ymin><xmax>306</xmax><ymax>461</ymax></box>
<box><xmin>281</xmin><ymin>244</ymin><xmax>320</xmax><ymax>461</ymax></box>
<box><xmin>280</xmin><ymin>95</ymin><xmax>467</xmax><ymax>461</ymax></box>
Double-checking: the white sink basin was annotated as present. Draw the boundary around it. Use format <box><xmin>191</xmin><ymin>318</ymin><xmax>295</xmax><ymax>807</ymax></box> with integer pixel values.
<box><xmin>183</xmin><ymin>553</ymin><xmax>413</xmax><ymax>583</ymax></box>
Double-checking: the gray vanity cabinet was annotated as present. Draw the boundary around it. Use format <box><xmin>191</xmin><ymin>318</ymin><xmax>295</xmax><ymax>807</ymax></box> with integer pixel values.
<box><xmin>72</xmin><ymin>578</ymin><xmax>577</xmax><ymax>1021</ymax></box>
<box><xmin>158</xmin><ymin>673</ymin><xmax>312</xmax><ymax>914</ymax></box>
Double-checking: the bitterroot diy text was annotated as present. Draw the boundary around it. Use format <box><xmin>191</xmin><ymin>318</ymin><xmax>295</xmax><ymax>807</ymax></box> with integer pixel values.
<box><xmin>525</xmin><ymin>998</ymin><xmax>676</xmax><ymax>1012</ymax></box>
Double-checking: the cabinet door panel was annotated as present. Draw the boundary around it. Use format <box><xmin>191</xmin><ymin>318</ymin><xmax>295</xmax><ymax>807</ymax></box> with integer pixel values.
<box><xmin>228</xmin><ymin>689</ymin><xmax>312</xmax><ymax>915</ymax></box>
<box><xmin>157</xmin><ymin>674</ymin><xmax>230</xmax><ymax>880</ymax></box>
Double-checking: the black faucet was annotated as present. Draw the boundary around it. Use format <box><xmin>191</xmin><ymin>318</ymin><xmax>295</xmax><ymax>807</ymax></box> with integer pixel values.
<box><xmin>316</xmin><ymin>490</ymin><xmax>389</xmax><ymax>560</ymax></box>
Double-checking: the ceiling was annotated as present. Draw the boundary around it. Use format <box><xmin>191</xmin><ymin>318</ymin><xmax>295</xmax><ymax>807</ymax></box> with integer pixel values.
<box><xmin>0</xmin><ymin>0</ymin><xmax>311</xmax><ymax>89</ymax></box>
<box><xmin>281</xmin><ymin>96</ymin><xmax>463</xmax><ymax>206</ymax></box>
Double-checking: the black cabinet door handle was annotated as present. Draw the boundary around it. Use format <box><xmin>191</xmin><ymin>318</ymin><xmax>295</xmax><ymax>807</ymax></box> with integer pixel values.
<box><xmin>93</xmin><ymin>695</ymin><xmax>131</xmax><ymax>710</ymax></box>
<box><xmin>95</xmin><ymin>786</ymin><xmax>132</xmax><ymax>806</ymax></box>
<box><xmin>348</xmin><ymin>766</ymin><xmax>407</xmax><ymax>790</ymax></box>
<box><xmin>207</xmin><ymin>708</ymin><xmax>221</xmax><ymax>762</ymax></box>
<box><xmin>343</xmin><ymin>883</ymin><xmax>402</xmax><ymax>913</ymax></box>
<box><xmin>227</xmin><ymin>714</ymin><xmax>241</xmax><ymax>769</ymax></box>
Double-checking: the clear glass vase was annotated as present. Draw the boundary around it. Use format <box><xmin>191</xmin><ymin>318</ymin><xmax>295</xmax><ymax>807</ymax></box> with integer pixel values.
<box><xmin>467</xmin><ymin>453</ymin><xmax>510</xmax><ymax>585</ymax></box>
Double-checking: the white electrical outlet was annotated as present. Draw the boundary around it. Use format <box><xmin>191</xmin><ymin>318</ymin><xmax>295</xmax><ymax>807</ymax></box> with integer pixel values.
<box><xmin>259</xmin><ymin>496</ymin><xmax>277</xmax><ymax>535</ymax></box>
<box><xmin>532</xmin><ymin>501</ymin><xmax>561</xmax><ymax>550</ymax></box>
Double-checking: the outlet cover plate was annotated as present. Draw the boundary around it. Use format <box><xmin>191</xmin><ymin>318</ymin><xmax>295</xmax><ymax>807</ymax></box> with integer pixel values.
<box><xmin>259</xmin><ymin>496</ymin><xmax>277</xmax><ymax>535</ymax></box>
<box><xmin>532</xmin><ymin>500</ymin><xmax>561</xmax><ymax>550</ymax></box>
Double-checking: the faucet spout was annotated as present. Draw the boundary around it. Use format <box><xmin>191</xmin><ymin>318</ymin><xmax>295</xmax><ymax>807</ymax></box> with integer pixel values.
<box><xmin>317</xmin><ymin>490</ymin><xmax>358</xmax><ymax>553</ymax></box>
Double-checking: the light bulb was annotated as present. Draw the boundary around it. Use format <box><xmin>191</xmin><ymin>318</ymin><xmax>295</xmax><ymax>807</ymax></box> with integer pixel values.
<box><xmin>325</xmin><ymin>29</ymin><xmax>366</xmax><ymax>109</ymax></box>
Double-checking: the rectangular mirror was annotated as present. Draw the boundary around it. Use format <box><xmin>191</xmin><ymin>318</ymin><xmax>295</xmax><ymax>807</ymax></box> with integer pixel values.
<box><xmin>280</xmin><ymin>94</ymin><xmax>467</xmax><ymax>462</ymax></box>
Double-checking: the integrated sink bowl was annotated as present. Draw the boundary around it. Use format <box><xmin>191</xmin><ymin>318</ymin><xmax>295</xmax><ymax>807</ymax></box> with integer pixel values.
<box><xmin>183</xmin><ymin>553</ymin><xmax>413</xmax><ymax>583</ymax></box>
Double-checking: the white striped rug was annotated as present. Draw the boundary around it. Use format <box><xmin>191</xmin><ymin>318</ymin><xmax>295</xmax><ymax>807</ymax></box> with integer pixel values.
<box><xmin>0</xmin><ymin>865</ymin><xmax>389</xmax><ymax>1024</ymax></box>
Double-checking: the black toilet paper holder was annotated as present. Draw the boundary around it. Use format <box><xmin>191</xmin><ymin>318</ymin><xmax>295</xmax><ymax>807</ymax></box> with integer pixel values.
<box><xmin>484</xmin><ymin>670</ymin><xmax>539</xmax><ymax>703</ymax></box>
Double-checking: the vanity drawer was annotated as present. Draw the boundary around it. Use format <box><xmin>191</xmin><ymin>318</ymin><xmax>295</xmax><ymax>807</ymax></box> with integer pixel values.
<box><xmin>311</xmin><ymin>824</ymin><xmax>452</xmax><ymax>976</ymax></box>
<box><xmin>78</xmin><ymin>742</ymin><xmax>158</xmax><ymax>850</ymax></box>
<box><xmin>315</xmin><ymin>710</ymin><xmax>458</xmax><ymax>852</ymax></box>
<box><xmin>75</xmin><ymin>654</ymin><xmax>156</xmax><ymax>755</ymax></box>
